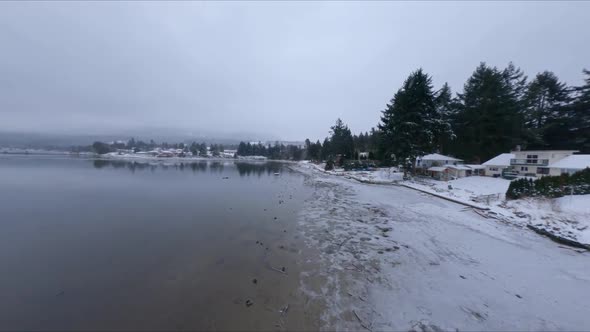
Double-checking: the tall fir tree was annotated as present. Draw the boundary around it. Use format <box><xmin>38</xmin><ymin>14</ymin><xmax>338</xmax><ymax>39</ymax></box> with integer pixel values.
<box><xmin>569</xmin><ymin>69</ymin><xmax>590</xmax><ymax>152</ymax></box>
<box><xmin>450</xmin><ymin>63</ymin><xmax>524</xmax><ymax>162</ymax></box>
<box><xmin>433</xmin><ymin>82</ymin><xmax>456</xmax><ymax>153</ymax></box>
<box><xmin>329</xmin><ymin>118</ymin><xmax>354</xmax><ymax>159</ymax></box>
<box><xmin>321</xmin><ymin>137</ymin><xmax>331</xmax><ymax>160</ymax></box>
<box><xmin>378</xmin><ymin>69</ymin><xmax>438</xmax><ymax>166</ymax></box>
<box><xmin>523</xmin><ymin>71</ymin><xmax>571</xmax><ymax>149</ymax></box>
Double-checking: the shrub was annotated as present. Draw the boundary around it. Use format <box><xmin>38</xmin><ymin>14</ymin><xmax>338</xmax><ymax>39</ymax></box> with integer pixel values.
<box><xmin>325</xmin><ymin>160</ymin><xmax>335</xmax><ymax>171</ymax></box>
<box><xmin>506</xmin><ymin>168</ymin><xmax>590</xmax><ymax>200</ymax></box>
<box><xmin>92</xmin><ymin>141</ymin><xmax>112</xmax><ymax>155</ymax></box>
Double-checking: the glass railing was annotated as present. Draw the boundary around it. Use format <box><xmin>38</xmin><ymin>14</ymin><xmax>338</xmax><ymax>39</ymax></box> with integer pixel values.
<box><xmin>510</xmin><ymin>159</ymin><xmax>549</xmax><ymax>166</ymax></box>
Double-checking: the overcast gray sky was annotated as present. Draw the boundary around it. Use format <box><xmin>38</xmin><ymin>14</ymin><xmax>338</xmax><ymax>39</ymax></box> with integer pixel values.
<box><xmin>1</xmin><ymin>1</ymin><xmax>589</xmax><ymax>141</ymax></box>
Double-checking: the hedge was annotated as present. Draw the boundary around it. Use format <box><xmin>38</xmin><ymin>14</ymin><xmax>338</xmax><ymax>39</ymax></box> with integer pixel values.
<box><xmin>506</xmin><ymin>167</ymin><xmax>590</xmax><ymax>200</ymax></box>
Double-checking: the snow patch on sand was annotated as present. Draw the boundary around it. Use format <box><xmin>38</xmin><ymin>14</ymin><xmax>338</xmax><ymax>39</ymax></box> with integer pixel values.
<box><xmin>295</xmin><ymin>164</ymin><xmax>590</xmax><ymax>331</ymax></box>
<box><xmin>403</xmin><ymin>176</ymin><xmax>589</xmax><ymax>245</ymax></box>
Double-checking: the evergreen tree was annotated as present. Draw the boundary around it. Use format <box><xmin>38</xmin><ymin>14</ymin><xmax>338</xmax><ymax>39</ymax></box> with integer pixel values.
<box><xmin>198</xmin><ymin>142</ymin><xmax>207</xmax><ymax>156</ymax></box>
<box><xmin>433</xmin><ymin>82</ymin><xmax>456</xmax><ymax>153</ymax></box>
<box><xmin>308</xmin><ymin>140</ymin><xmax>322</xmax><ymax>160</ymax></box>
<box><xmin>321</xmin><ymin>137</ymin><xmax>331</xmax><ymax>160</ymax></box>
<box><xmin>367</xmin><ymin>128</ymin><xmax>381</xmax><ymax>159</ymax></box>
<box><xmin>92</xmin><ymin>141</ymin><xmax>111</xmax><ymax>155</ymax></box>
<box><xmin>450</xmin><ymin>63</ymin><xmax>523</xmax><ymax>162</ymax></box>
<box><xmin>237</xmin><ymin>142</ymin><xmax>247</xmax><ymax>156</ymax></box>
<box><xmin>329</xmin><ymin>118</ymin><xmax>354</xmax><ymax>159</ymax></box>
<box><xmin>378</xmin><ymin>69</ymin><xmax>438</xmax><ymax>167</ymax></box>
<box><xmin>502</xmin><ymin>62</ymin><xmax>528</xmax><ymax>105</ymax></box>
<box><xmin>523</xmin><ymin>71</ymin><xmax>571</xmax><ymax>149</ymax></box>
<box><xmin>190</xmin><ymin>142</ymin><xmax>198</xmax><ymax>155</ymax></box>
<box><xmin>569</xmin><ymin>69</ymin><xmax>590</xmax><ymax>152</ymax></box>
<box><xmin>211</xmin><ymin>144</ymin><xmax>220</xmax><ymax>157</ymax></box>
<box><xmin>525</xmin><ymin>71</ymin><xmax>569</xmax><ymax>129</ymax></box>
<box><xmin>127</xmin><ymin>137</ymin><xmax>136</xmax><ymax>149</ymax></box>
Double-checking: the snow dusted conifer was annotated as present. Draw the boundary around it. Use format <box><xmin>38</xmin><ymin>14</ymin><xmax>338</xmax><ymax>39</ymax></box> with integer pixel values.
<box><xmin>433</xmin><ymin>82</ymin><xmax>456</xmax><ymax>153</ymax></box>
<box><xmin>378</xmin><ymin>69</ymin><xmax>438</xmax><ymax>168</ymax></box>
<box><xmin>570</xmin><ymin>69</ymin><xmax>590</xmax><ymax>152</ymax></box>
<box><xmin>451</xmin><ymin>63</ymin><xmax>523</xmax><ymax>162</ymax></box>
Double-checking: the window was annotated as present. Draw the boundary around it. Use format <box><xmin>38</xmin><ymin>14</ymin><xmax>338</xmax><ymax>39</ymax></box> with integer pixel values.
<box><xmin>537</xmin><ymin>168</ymin><xmax>549</xmax><ymax>175</ymax></box>
<box><xmin>521</xmin><ymin>166</ymin><xmax>528</xmax><ymax>171</ymax></box>
<box><xmin>526</xmin><ymin>154</ymin><xmax>538</xmax><ymax>164</ymax></box>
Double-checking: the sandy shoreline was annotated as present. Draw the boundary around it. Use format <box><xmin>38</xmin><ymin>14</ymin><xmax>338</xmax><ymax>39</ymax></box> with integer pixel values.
<box><xmin>294</xmin><ymin>163</ymin><xmax>590</xmax><ymax>331</ymax></box>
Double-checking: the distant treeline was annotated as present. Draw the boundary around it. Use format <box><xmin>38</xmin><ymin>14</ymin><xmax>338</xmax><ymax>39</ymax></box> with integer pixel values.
<box><xmin>81</xmin><ymin>62</ymin><xmax>590</xmax><ymax>165</ymax></box>
<box><xmin>82</xmin><ymin>138</ymin><xmax>237</xmax><ymax>157</ymax></box>
<box><xmin>308</xmin><ymin>63</ymin><xmax>590</xmax><ymax>165</ymax></box>
<box><xmin>236</xmin><ymin>141</ymin><xmax>304</xmax><ymax>160</ymax></box>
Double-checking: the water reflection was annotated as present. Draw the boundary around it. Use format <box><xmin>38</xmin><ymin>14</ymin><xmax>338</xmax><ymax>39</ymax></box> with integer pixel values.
<box><xmin>235</xmin><ymin>161</ymin><xmax>282</xmax><ymax>177</ymax></box>
<box><xmin>91</xmin><ymin>159</ymin><xmax>284</xmax><ymax>176</ymax></box>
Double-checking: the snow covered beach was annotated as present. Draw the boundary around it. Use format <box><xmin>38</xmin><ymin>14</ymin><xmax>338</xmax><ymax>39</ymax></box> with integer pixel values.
<box><xmin>295</xmin><ymin>163</ymin><xmax>590</xmax><ymax>331</ymax></box>
<box><xmin>303</xmin><ymin>162</ymin><xmax>590</xmax><ymax>247</ymax></box>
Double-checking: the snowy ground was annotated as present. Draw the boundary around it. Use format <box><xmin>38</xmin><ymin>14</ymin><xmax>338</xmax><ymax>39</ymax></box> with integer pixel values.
<box><xmin>306</xmin><ymin>162</ymin><xmax>404</xmax><ymax>184</ymax></box>
<box><xmin>294</xmin><ymin>165</ymin><xmax>590</xmax><ymax>331</ymax></box>
<box><xmin>301</xmin><ymin>163</ymin><xmax>590</xmax><ymax>245</ymax></box>
<box><xmin>403</xmin><ymin>176</ymin><xmax>590</xmax><ymax>246</ymax></box>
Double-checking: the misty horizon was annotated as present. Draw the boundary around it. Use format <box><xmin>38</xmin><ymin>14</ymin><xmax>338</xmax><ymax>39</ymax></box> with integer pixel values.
<box><xmin>1</xmin><ymin>1</ymin><xmax>589</xmax><ymax>142</ymax></box>
<box><xmin>2</xmin><ymin>2</ymin><xmax>590</xmax><ymax>330</ymax></box>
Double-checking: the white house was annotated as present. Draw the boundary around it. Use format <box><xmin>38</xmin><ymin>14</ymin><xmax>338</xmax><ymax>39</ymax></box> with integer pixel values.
<box><xmin>510</xmin><ymin>150</ymin><xmax>578</xmax><ymax>176</ymax></box>
<box><xmin>427</xmin><ymin>166</ymin><xmax>450</xmax><ymax>181</ymax></box>
<box><xmin>482</xmin><ymin>153</ymin><xmax>515</xmax><ymax>177</ymax></box>
<box><xmin>415</xmin><ymin>153</ymin><xmax>462</xmax><ymax>170</ymax></box>
<box><xmin>425</xmin><ymin>164</ymin><xmax>485</xmax><ymax>180</ymax></box>
<box><xmin>222</xmin><ymin>149</ymin><xmax>237</xmax><ymax>158</ymax></box>
<box><xmin>548</xmin><ymin>155</ymin><xmax>590</xmax><ymax>176</ymax></box>
<box><xmin>465</xmin><ymin>164</ymin><xmax>485</xmax><ymax>176</ymax></box>
<box><xmin>446</xmin><ymin>164</ymin><xmax>471</xmax><ymax>178</ymax></box>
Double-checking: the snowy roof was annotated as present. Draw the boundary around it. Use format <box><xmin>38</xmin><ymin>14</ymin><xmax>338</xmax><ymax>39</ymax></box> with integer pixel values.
<box><xmin>428</xmin><ymin>166</ymin><xmax>448</xmax><ymax>172</ymax></box>
<box><xmin>448</xmin><ymin>165</ymin><xmax>471</xmax><ymax>170</ymax></box>
<box><xmin>482</xmin><ymin>153</ymin><xmax>515</xmax><ymax>166</ymax></box>
<box><xmin>549</xmin><ymin>155</ymin><xmax>590</xmax><ymax>169</ymax></box>
<box><xmin>466</xmin><ymin>164</ymin><xmax>485</xmax><ymax>169</ymax></box>
<box><xmin>417</xmin><ymin>153</ymin><xmax>462</xmax><ymax>161</ymax></box>
<box><xmin>511</xmin><ymin>150</ymin><xmax>579</xmax><ymax>153</ymax></box>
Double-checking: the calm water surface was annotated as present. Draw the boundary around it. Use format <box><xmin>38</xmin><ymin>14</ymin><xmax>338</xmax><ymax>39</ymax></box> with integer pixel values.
<box><xmin>0</xmin><ymin>156</ymin><xmax>316</xmax><ymax>330</ymax></box>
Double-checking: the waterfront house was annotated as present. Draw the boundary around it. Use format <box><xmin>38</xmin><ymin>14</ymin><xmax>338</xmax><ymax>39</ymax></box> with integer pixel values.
<box><xmin>482</xmin><ymin>153</ymin><xmax>515</xmax><ymax>177</ymax></box>
<box><xmin>510</xmin><ymin>150</ymin><xmax>578</xmax><ymax>176</ymax></box>
<box><xmin>416</xmin><ymin>153</ymin><xmax>463</xmax><ymax>170</ymax></box>
<box><xmin>547</xmin><ymin>155</ymin><xmax>590</xmax><ymax>176</ymax></box>
<box><xmin>427</xmin><ymin>166</ymin><xmax>450</xmax><ymax>181</ymax></box>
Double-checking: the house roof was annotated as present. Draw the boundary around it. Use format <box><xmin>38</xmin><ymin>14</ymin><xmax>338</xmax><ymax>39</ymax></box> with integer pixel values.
<box><xmin>549</xmin><ymin>155</ymin><xmax>590</xmax><ymax>169</ymax></box>
<box><xmin>511</xmin><ymin>150</ymin><xmax>579</xmax><ymax>153</ymax></box>
<box><xmin>418</xmin><ymin>153</ymin><xmax>462</xmax><ymax>161</ymax></box>
<box><xmin>482</xmin><ymin>153</ymin><xmax>515</xmax><ymax>167</ymax></box>
<box><xmin>448</xmin><ymin>165</ymin><xmax>471</xmax><ymax>170</ymax></box>
<box><xmin>465</xmin><ymin>164</ymin><xmax>485</xmax><ymax>169</ymax></box>
<box><xmin>428</xmin><ymin>166</ymin><xmax>448</xmax><ymax>172</ymax></box>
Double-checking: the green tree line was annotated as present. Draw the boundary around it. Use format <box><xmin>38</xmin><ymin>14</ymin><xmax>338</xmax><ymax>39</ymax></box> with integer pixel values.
<box><xmin>312</xmin><ymin>63</ymin><xmax>590</xmax><ymax>166</ymax></box>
